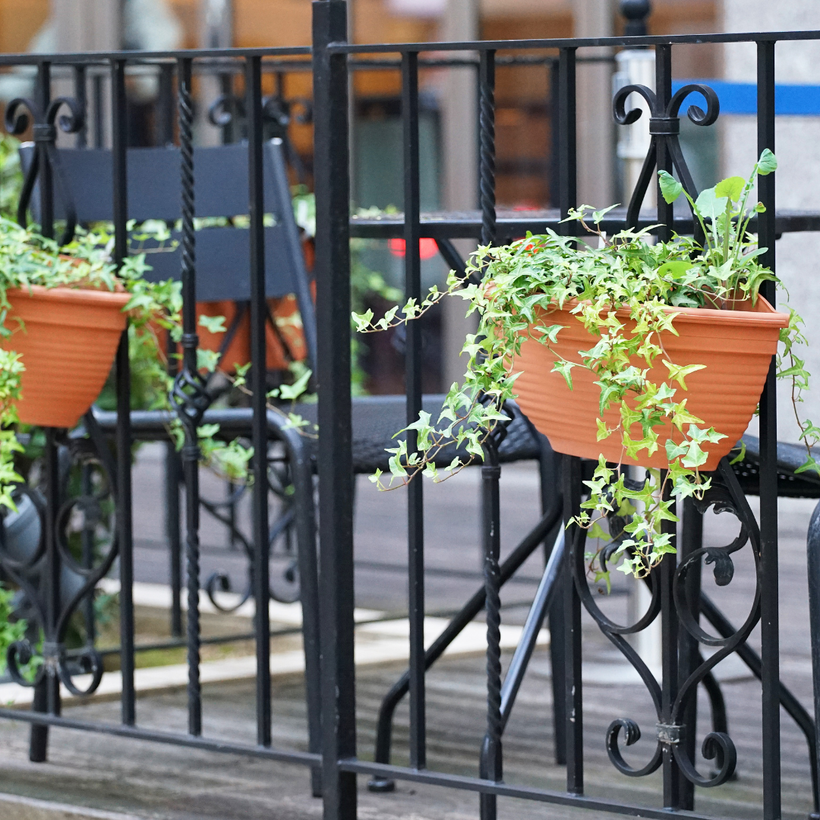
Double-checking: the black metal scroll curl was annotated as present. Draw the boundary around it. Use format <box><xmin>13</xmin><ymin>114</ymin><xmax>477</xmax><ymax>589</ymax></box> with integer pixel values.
<box><xmin>207</xmin><ymin>91</ymin><xmax>311</xmax><ymax>184</ymax></box>
<box><xmin>5</xmin><ymin>95</ymin><xmax>85</xmax><ymax>245</ymax></box>
<box><xmin>666</xmin><ymin>459</ymin><xmax>760</xmax><ymax>787</ymax></box>
<box><xmin>574</xmin><ymin>512</ymin><xmax>665</xmax><ymax>778</ymax></box>
<box><xmin>613</xmin><ymin>82</ymin><xmax>720</xmax><ymax>234</ymax></box>
<box><xmin>590</xmin><ymin>458</ymin><xmax>756</xmax><ymax>788</ymax></box>
<box><xmin>1</xmin><ymin>414</ymin><xmax>118</xmax><ymax>698</ymax></box>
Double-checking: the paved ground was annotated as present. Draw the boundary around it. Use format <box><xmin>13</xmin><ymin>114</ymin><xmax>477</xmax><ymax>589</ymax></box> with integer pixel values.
<box><xmin>0</xmin><ymin>445</ymin><xmax>817</xmax><ymax>819</ymax></box>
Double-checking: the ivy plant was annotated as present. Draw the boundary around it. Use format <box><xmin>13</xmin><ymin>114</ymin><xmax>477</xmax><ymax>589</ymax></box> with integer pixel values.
<box><xmin>354</xmin><ymin>150</ymin><xmax>814</xmax><ymax>581</ymax></box>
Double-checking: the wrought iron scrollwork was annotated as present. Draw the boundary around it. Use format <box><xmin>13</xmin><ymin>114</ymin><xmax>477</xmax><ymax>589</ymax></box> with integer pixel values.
<box><xmin>613</xmin><ymin>81</ymin><xmax>719</xmax><ymax>231</ymax></box>
<box><xmin>5</xmin><ymin>95</ymin><xmax>85</xmax><ymax>244</ymax></box>
<box><xmin>202</xmin><ymin>455</ymin><xmax>302</xmax><ymax>612</ymax></box>
<box><xmin>208</xmin><ymin>92</ymin><xmax>313</xmax><ymax>132</ymax></box>
<box><xmin>207</xmin><ymin>91</ymin><xmax>312</xmax><ymax>185</ymax></box>
<box><xmin>1</xmin><ymin>417</ymin><xmax>118</xmax><ymax>698</ymax></box>
<box><xmin>580</xmin><ymin>459</ymin><xmax>759</xmax><ymax>790</ymax></box>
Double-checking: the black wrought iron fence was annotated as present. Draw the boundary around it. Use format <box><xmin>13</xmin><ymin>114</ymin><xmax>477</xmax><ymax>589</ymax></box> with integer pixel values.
<box><xmin>0</xmin><ymin>3</ymin><xmax>817</xmax><ymax>820</ymax></box>
<box><xmin>313</xmin><ymin>6</ymin><xmax>820</xmax><ymax>820</ymax></box>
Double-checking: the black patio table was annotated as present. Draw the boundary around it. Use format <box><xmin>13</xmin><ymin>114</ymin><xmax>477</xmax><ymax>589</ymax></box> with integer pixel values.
<box><xmin>351</xmin><ymin>203</ymin><xmax>820</xmax><ymax>803</ymax></box>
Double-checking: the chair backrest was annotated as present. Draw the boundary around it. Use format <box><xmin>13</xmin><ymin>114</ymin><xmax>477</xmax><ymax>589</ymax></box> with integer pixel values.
<box><xmin>19</xmin><ymin>139</ymin><xmax>317</xmax><ymax>370</ymax></box>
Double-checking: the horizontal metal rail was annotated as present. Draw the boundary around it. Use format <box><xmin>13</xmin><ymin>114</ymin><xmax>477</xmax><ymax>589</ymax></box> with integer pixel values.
<box><xmin>0</xmin><ymin>708</ymin><xmax>319</xmax><ymax>767</ymax></box>
<box><xmin>341</xmin><ymin>759</ymin><xmax>724</xmax><ymax>820</ymax></box>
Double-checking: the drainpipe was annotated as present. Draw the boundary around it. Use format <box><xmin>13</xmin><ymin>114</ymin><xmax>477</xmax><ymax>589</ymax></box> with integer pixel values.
<box><xmin>439</xmin><ymin>0</ymin><xmax>480</xmax><ymax>394</ymax></box>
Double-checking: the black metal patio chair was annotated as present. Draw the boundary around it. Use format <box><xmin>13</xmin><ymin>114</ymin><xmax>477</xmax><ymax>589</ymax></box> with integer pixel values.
<box><xmin>19</xmin><ymin>135</ymin><xmax>568</xmax><ymax>794</ymax></box>
<box><xmin>18</xmin><ymin>137</ymin><xmax>327</xmax><ymax>785</ymax></box>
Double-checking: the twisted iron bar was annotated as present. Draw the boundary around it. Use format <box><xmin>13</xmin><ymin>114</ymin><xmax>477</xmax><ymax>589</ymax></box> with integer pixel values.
<box><xmin>170</xmin><ymin>58</ymin><xmax>209</xmax><ymax>737</ymax></box>
<box><xmin>479</xmin><ymin>435</ymin><xmax>502</xmax><ymax>820</ymax></box>
<box><xmin>5</xmin><ymin>95</ymin><xmax>85</xmax><ymax>244</ymax></box>
<box><xmin>478</xmin><ymin>51</ymin><xmax>496</xmax><ymax>250</ymax></box>
<box><xmin>478</xmin><ymin>405</ymin><xmax>519</xmax><ymax>820</ymax></box>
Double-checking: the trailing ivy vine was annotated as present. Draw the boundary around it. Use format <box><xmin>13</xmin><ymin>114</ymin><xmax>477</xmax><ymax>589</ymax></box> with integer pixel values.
<box><xmin>354</xmin><ymin>150</ymin><xmax>816</xmax><ymax>581</ymax></box>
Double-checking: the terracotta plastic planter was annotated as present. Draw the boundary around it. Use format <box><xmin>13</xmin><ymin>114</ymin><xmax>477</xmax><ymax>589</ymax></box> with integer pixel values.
<box><xmin>512</xmin><ymin>297</ymin><xmax>790</xmax><ymax>471</ymax></box>
<box><xmin>3</xmin><ymin>286</ymin><xmax>130</xmax><ymax>429</ymax></box>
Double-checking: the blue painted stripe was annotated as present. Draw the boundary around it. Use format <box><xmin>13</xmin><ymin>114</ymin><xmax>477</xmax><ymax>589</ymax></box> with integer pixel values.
<box><xmin>672</xmin><ymin>79</ymin><xmax>820</xmax><ymax>116</ymax></box>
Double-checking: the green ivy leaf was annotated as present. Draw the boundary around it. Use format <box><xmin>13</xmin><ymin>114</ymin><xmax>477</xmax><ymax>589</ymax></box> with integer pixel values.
<box><xmin>552</xmin><ymin>359</ymin><xmax>576</xmax><ymax>390</ymax></box>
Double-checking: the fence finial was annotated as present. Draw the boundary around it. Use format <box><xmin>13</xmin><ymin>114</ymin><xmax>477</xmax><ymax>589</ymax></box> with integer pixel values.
<box><xmin>620</xmin><ymin>0</ymin><xmax>652</xmax><ymax>36</ymax></box>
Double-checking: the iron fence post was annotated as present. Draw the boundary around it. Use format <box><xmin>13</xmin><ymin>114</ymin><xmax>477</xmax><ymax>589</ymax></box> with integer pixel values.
<box><xmin>313</xmin><ymin>3</ymin><xmax>357</xmax><ymax>819</ymax></box>
<box><xmin>111</xmin><ymin>56</ymin><xmax>136</xmax><ymax>730</ymax></box>
<box><xmin>757</xmin><ymin>37</ymin><xmax>782</xmax><ymax>820</ymax></box>
<box><xmin>27</xmin><ymin>60</ymin><xmax>55</xmax><ymax>764</ymax></box>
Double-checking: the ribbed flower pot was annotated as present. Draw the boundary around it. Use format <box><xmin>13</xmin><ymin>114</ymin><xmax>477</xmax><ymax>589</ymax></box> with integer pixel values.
<box><xmin>4</xmin><ymin>286</ymin><xmax>130</xmax><ymax>429</ymax></box>
<box><xmin>512</xmin><ymin>297</ymin><xmax>790</xmax><ymax>471</ymax></box>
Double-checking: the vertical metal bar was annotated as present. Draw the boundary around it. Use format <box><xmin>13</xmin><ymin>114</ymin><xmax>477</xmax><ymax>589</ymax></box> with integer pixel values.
<box><xmin>401</xmin><ymin>49</ymin><xmax>426</xmax><ymax>771</ymax></box>
<box><xmin>111</xmin><ymin>57</ymin><xmax>136</xmax><ymax>728</ymax></box>
<box><xmin>540</xmin><ymin>444</ymin><xmax>566</xmax><ymax>766</ymax></box>
<box><xmin>562</xmin><ymin>455</ymin><xmax>583</xmax><ymax>795</ymax></box>
<box><xmin>29</xmin><ymin>429</ymin><xmax>61</xmax><ymax>763</ymax></box>
<box><xmin>28</xmin><ymin>60</ymin><xmax>55</xmax><ymax>762</ymax></box>
<box><xmin>313</xmin><ymin>2</ymin><xmax>357</xmax><ymax>817</ymax></box>
<box><xmin>556</xmin><ymin>46</ymin><xmax>581</xmax><ymax>795</ymax></box>
<box><xmin>479</xmin><ymin>452</ymin><xmax>503</xmax><ymax>820</ymax></box>
<box><xmin>177</xmin><ymin>56</ymin><xmax>202</xmax><ymax>737</ymax></box>
<box><xmin>246</xmin><ymin>54</ymin><xmax>272</xmax><ymax>748</ymax></box>
<box><xmin>678</xmin><ymin>498</ymin><xmax>701</xmax><ymax>811</ymax></box>
<box><xmin>93</xmin><ymin>73</ymin><xmax>104</xmax><ymax>149</ymax></box>
<box><xmin>74</xmin><ymin>65</ymin><xmax>88</xmax><ymax>148</ymax></box>
<box><xmin>757</xmin><ymin>37</ymin><xmax>781</xmax><ymax>820</ymax></box>
<box><xmin>654</xmin><ymin>50</ymin><xmax>678</xmax><ymax>806</ymax></box>
<box><xmin>478</xmin><ymin>50</ymin><xmax>496</xmax><ymax>248</ymax></box>
<box><xmin>557</xmin><ymin>49</ymin><xmax>577</xmax><ymax>222</ymax></box>
<box><xmin>660</xmin><ymin>487</ymin><xmax>681</xmax><ymax>810</ymax></box>
<box><xmin>655</xmin><ymin>45</ymin><xmax>673</xmax><ymax>242</ymax></box>
<box><xmin>36</xmin><ymin>62</ymin><xmax>53</xmax><ymax>239</ymax></box>
<box><xmin>163</xmin><ymin>51</ymin><xmax>181</xmax><ymax>633</ymax></box>
<box><xmin>157</xmin><ymin>63</ymin><xmax>175</xmax><ymax>146</ymax></box>
<box><xmin>43</xmin><ymin>430</ymin><xmax>60</xmax><ymax>718</ymax></box>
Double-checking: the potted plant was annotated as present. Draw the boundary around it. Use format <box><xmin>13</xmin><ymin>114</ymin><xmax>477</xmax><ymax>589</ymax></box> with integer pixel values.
<box><xmin>353</xmin><ymin>151</ymin><xmax>813</xmax><ymax>580</ymax></box>
<box><xmin>0</xmin><ymin>217</ymin><xmax>183</xmax><ymax>511</ymax></box>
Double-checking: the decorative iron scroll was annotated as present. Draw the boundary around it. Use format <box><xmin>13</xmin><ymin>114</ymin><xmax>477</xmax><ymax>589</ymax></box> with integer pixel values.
<box><xmin>203</xmin><ymin>455</ymin><xmax>303</xmax><ymax>611</ymax></box>
<box><xmin>5</xmin><ymin>95</ymin><xmax>84</xmax><ymax>245</ymax></box>
<box><xmin>576</xmin><ymin>460</ymin><xmax>758</xmax><ymax>789</ymax></box>
<box><xmin>571</xmin><ymin>79</ymin><xmax>762</xmax><ymax>791</ymax></box>
<box><xmin>613</xmin><ymin>81</ymin><xmax>719</xmax><ymax>231</ymax></box>
<box><xmin>207</xmin><ymin>91</ymin><xmax>312</xmax><ymax>184</ymax></box>
<box><xmin>1</xmin><ymin>415</ymin><xmax>118</xmax><ymax>697</ymax></box>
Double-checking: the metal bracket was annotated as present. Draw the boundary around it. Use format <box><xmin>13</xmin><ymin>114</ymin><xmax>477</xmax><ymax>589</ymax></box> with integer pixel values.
<box><xmin>656</xmin><ymin>722</ymin><xmax>683</xmax><ymax>745</ymax></box>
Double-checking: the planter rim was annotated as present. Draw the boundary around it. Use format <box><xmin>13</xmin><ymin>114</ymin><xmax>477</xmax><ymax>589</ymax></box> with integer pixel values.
<box><xmin>5</xmin><ymin>284</ymin><xmax>131</xmax><ymax>310</ymax></box>
<box><xmin>545</xmin><ymin>294</ymin><xmax>789</xmax><ymax>329</ymax></box>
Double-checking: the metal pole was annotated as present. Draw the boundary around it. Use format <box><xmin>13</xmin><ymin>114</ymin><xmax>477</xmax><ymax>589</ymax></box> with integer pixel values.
<box><xmin>313</xmin><ymin>3</ymin><xmax>357</xmax><ymax>818</ymax></box>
